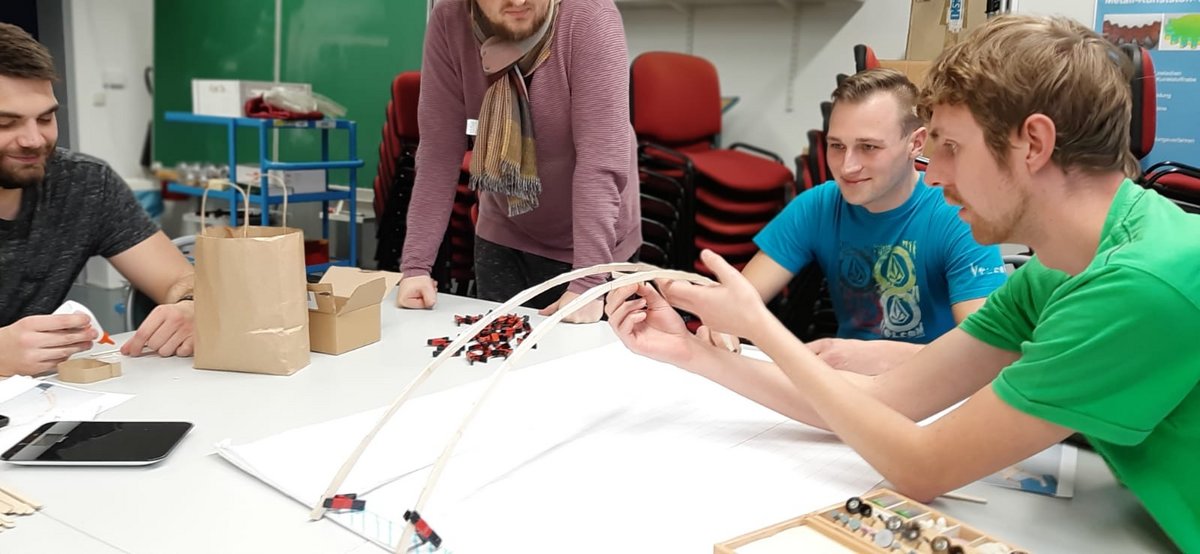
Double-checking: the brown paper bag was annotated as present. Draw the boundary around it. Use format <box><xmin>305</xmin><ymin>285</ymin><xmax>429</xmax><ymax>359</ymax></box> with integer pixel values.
<box><xmin>193</xmin><ymin>184</ymin><xmax>310</xmax><ymax>375</ymax></box>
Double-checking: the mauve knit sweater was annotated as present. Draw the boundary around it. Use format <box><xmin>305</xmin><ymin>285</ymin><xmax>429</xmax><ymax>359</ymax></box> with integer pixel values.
<box><xmin>401</xmin><ymin>0</ymin><xmax>641</xmax><ymax>292</ymax></box>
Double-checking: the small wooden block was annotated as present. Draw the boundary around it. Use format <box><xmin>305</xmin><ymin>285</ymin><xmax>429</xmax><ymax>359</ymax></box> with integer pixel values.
<box><xmin>56</xmin><ymin>358</ymin><xmax>122</xmax><ymax>384</ymax></box>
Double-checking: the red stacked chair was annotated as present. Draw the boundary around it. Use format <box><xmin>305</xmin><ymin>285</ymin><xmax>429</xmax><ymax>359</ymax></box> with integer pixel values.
<box><xmin>630</xmin><ymin>51</ymin><xmax>794</xmax><ymax>275</ymax></box>
<box><xmin>373</xmin><ymin>72</ymin><xmax>421</xmax><ymax>271</ymax></box>
<box><xmin>371</xmin><ymin>71</ymin><xmax>476</xmax><ymax>293</ymax></box>
<box><xmin>443</xmin><ymin>153</ymin><xmax>477</xmax><ymax>296</ymax></box>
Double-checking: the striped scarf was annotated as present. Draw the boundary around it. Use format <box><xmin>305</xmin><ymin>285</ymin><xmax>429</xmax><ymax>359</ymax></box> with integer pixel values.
<box><xmin>469</xmin><ymin>0</ymin><xmax>560</xmax><ymax>216</ymax></box>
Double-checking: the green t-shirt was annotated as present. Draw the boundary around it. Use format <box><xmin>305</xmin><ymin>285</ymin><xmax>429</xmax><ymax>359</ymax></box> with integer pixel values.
<box><xmin>960</xmin><ymin>180</ymin><xmax>1200</xmax><ymax>552</ymax></box>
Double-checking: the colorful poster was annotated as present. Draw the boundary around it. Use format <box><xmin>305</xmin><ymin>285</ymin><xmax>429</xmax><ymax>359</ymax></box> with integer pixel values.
<box><xmin>1097</xmin><ymin>1</ymin><xmax>1200</xmax><ymax>167</ymax></box>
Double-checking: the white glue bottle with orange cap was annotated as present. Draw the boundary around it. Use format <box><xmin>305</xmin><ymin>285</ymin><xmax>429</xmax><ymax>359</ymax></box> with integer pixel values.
<box><xmin>52</xmin><ymin>300</ymin><xmax>115</xmax><ymax>345</ymax></box>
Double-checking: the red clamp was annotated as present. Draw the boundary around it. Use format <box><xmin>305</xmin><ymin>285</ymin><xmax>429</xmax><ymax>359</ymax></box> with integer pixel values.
<box><xmin>322</xmin><ymin>493</ymin><xmax>365</xmax><ymax>511</ymax></box>
<box><xmin>403</xmin><ymin>510</ymin><xmax>442</xmax><ymax>548</ymax></box>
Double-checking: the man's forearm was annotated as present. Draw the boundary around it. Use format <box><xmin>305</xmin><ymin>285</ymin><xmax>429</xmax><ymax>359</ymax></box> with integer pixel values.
<box><xmin>681</xmin><ymin>338</ymin><xmax>880</xmax><ymax>431</ymax></box>
<box><xmin>164</xmin><ymin>273</ymin><xmax>195</xmax><ymax>304</ymax></box>
<box><xmin>751</xmin><ymin>321</ymin><xmax>940</xmax><ymax>494</ymax></box>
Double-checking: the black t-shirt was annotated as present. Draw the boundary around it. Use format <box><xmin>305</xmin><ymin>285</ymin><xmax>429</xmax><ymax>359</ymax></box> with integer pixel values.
<box><xmin>0</xmin><ymin>148</ymin><xmax>158</xmax><ymax>327</ymax></box>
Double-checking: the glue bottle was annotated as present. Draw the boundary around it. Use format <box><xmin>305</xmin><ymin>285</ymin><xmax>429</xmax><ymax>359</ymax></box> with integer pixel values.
<box><xmin>52</xmin><ymin>301</ymin><xmax>115</xmax><ymax>345</ymax></box>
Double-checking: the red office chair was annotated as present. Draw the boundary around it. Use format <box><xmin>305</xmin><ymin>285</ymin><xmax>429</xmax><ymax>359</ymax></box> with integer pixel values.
<box><xmin>371</xmin><ymin>71</ymin><xmax>476</xmax><ymax>292</ymax></box>
<box><xmin>441</xmin><ymin>154</ymin><xmax>477</xmax><ymax>296</ymax></box>
<box><xmin>631</xmin><ymin>51</ymin><xmax>794</xmax><ymax>276</ymax></box>
<box><xmin>1124</xmin><ymin>43</ymin><xmax>1200</xmax><ymax>211</ymax></box>
<box><xmin>1124</xmin><ymin>43</ymin><xmax>1155</xmax><ymax>163</ymax></box>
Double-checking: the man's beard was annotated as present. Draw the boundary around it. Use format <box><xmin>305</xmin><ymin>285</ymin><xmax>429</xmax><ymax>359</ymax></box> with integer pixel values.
<box><xmin>485</xmin><ymin>6</ymin><xmax>549</xmax><ymax>41</ymax></box>
<box><xmin>0</xmin><ymin>145</ymin><xmax>55</xmax><ymax>190</ymax></box>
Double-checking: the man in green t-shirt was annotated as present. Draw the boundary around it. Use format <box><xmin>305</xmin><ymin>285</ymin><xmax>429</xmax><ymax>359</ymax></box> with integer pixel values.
<box><xmin>604</xmin><ymin>15</ymin><xmax>1198</xmax><ymax>551</ymax></box>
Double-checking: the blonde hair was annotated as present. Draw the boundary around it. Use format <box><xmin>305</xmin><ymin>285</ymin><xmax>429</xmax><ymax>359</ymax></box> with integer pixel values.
<box><xmin>832</xmin><ymin>68</ymin><xmax>923</xmax><ymax>135</ymax></box>
<box><xmin>919</xmin><ymin>15</ymin><xmax>1136</xmax><ymax>175</ymax></box>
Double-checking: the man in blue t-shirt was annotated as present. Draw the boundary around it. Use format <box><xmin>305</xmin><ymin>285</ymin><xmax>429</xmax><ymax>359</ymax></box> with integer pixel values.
<box><xmin>743</xmin><ymin>69</ymin><xmax>1005</xmax><ymax>374</ymax></box>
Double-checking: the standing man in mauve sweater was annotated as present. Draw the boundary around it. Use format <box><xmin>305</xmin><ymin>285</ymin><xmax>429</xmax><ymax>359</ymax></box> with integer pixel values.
<box><xmin>397</xmin><ymin>0</ymin><xmax>641</xmax><ymax>323</ymax></box>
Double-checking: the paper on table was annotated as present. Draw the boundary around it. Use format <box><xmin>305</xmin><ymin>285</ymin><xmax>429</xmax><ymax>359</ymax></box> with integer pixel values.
<box><xmin>0</xmin><ymin>376</ymin><xmax>133</xmax><ymax>452</ymax></box>
<box><xmin>981</xmin><ymin>443</ymin><xmax>1078</xmax><ymax>498</ymax></box>
<box><xmin>217</xmin><ymin>343</ymin><xmax>883</xmax><ymax>553</ymax></box>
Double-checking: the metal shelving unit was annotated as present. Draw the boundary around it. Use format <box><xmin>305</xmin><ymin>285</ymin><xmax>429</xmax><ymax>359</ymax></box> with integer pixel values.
<box><xmin>164</xmin><ymin>111</ymin><xmax>364</xmax><ymax>271</ymax></box>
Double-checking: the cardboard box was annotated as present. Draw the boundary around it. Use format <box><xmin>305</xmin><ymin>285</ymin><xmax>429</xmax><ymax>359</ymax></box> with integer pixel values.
<box><xmin>235</xmin><ymin>164</ymin><xmax>327</xmax><ymax>195</ymax></box>
<box><xmin>57</xmin><ymin>358</ymin><xmax>122</xmax><ymax>384</ymax></box>
<box><xmin>879</xmin><ymin>59</ymin><xmax>932</xmax><ymax>88</ymax></box>
<box><xmin>307</xmin><ymin>267</ymin><xmax>402</xmax><ymax>355</ymax></box>
<box><xmin>906</xmin><ymin>0</ymin><xmax>989</xmax><ymax>61</ymax></box>
<box><xmin>191</xmin><ymin>80</ymin><xmax>312</xmax><ymax>118</ymax></box>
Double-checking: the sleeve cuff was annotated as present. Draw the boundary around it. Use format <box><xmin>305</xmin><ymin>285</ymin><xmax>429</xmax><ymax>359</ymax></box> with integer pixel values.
<box><xmin>400</xmin><ymin>267</ymin><xmax>430</xmax><ymax>280</ymax></box>
<box><xmin>992</xmin><ymin>377</ymin><xmax>1149</xmax><ymax>446</ymax></box>
<box><xmin>568</xmin><ymin>273</ymin><xmax>606</xmax><ymax>294</ymax></box>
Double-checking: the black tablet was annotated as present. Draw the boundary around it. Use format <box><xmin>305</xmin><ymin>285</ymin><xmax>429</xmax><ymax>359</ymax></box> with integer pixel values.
<box><xmin>1</xmin><ymin>421</ymin><xmax>193</xmax><ymax>466</ymax></box>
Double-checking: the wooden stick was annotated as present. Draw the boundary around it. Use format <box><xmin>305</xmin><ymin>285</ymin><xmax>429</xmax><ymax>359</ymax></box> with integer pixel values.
<box><xmin>0</xmin><ymin>513</ymin><xmax>13</xmax><ymax>528</ymax></box>
<box><xmin>941</xmin><ymin>490</ymin><xmax>988</xmax><ymax>504</ymax></box>
<box><xmin>308</xmin><ymin>262</ymin><xmax>659</xmax><ymax>521</ymax></box>
<box><xmin>392</xmin><ymin>269</ymin><xmax>716</xmax><ymax>552</ymax></box>
<box><xmin>0</xmin><ymin>484</ymin><xmax>42</xmax><ymax>510</ymax></box>
<box><xmin>0</xmin><ymin>489</ymin><xmax>31</xmax><ymax>514</ymax></box>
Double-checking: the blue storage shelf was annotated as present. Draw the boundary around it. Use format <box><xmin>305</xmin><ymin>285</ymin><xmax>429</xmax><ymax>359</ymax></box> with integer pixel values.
<box><xmin>164</xmin><ymin>111</ymin><xmax>364</xmax><ymax>270</ymax></box>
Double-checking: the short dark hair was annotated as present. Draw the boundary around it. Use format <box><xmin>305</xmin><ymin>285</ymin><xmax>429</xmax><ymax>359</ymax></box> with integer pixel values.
<box><xmin>0</xmin><ymin>23</ymin><xmax>58</xmax><ymax>81</ymax></box>
<box><xmin>831</xmin><ymin>68</ymin><xmax>922</xmax><ymax>135</ymax></box>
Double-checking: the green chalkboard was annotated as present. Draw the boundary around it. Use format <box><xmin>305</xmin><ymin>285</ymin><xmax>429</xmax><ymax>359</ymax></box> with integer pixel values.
<box><xmin>153</xmin><ymin>0</ymin><xmax>426</xmax><ymax>189</ymax></box>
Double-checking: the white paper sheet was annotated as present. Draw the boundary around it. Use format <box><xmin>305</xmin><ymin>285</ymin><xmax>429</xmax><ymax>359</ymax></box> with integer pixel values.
<box><xmin>217</xmin><ymin>343</ymin><xmax>883</xmax><ymax>553</ymax></box>
<box><xmin>0</xmin><ymin>376</ymin><xmax>134</xmax><ymax>451</ymax></box>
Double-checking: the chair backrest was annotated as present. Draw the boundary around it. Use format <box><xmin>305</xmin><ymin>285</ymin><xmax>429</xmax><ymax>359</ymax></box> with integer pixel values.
<box><xmin>853</xmin><ymin>44</ymin><xmax>880</xmax><ymax>73</ymax></box>
<box><xmin>393</xmin><ymin>71</ymin><xmax>421</xmax><ymax>142</ymax></box>
<box><xmin>374</xmin><ymin>71</ymin><xmax>421</xmax><ymax>221</ymax></box>
<box><xmin>1122</xmin><ymin>44</ymin><xmax>1156</xmax><ymax>161</ymax></box>
<box><xmin>1003</xmin><ymin>254</ymin><xmax>1031</xmax><ymax>275</ymax></box>
<box><xmin>1144</xmin><ymin>162</ymin><xmax>1200</xmax><ymax>213</ymax></box>
<box><xmin>807</xmin><ymin>130</ymin><xmax>831</xmax><ymax>184</ymax></box>
<box><xmin>630</xmin><ymin>52</ymin><xmax>722</xmax><ymax>150</ymax></box>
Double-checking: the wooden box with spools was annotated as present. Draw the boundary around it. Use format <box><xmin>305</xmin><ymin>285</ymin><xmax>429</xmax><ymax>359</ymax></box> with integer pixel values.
<box><xmin>715</xmin><ymin>488</ymin><xmax>1027</xmax><ymax>554</ymax></box>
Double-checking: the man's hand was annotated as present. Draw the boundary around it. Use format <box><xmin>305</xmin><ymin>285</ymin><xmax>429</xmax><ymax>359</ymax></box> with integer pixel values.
<box><xmin>0</xmin><ymin>314</ymin><xmax>97</xmax><ymax>376</ymax></box>
<box><xmin>539</xmin><ymin>290</ymin><xmax>603</xmax><ymax>323</ymax></box>
<box><xmin>605</xmin><ymin>282</ymin><xmax>700</xmax><ymax>367</ymax></box>
<box><xmin>122</xmin><ymin>300</ymin><xmax>195</xmax><ymax>357</ymax></box>
<box><xmin>658</xmin><ymin>250</ymin><xmax>774</xmax><ymax>342</ymax></box>
<box><xmin>397</xmin><ymin>275</ymin><xmax>437</xmax><ymax>309</ymax></box>
<box><xmin>808</xmin><ymin>338</ymin><xmax>921</xmax><ymax>376</ymax></box>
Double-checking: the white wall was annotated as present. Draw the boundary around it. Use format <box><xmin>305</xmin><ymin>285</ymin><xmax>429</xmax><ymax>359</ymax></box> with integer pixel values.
<box><xmin>1015</xmin><ymin>0</ymin><xmax>1094</xmax><ymax>26</ymax></box>
<box><xmin>622</xmin><ymin>1</ymin><xmax>912</xmax><ymax>167</ymax></box>
<box><xmin>619</xmin><ymin>0</ymin><xmax>1097</xmax><ymax>166</ymax></box>
<box><xmin>66</xmin><ymin>0</ymin><xmax>154</xmax><ymax>184</ymax></box>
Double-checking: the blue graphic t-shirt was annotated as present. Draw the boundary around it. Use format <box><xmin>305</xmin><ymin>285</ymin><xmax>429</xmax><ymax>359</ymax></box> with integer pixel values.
<box><xmin>754</xmin><ymin>174</ymin><xmax>1006</xmax><ymax>343</ymax></box>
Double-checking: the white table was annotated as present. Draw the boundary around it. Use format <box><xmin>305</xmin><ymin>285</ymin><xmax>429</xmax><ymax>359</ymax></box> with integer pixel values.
<box><xmin>0</xmin><ymin>294</ymin><xmax>1178</xmax><ymax>553</ymax></box>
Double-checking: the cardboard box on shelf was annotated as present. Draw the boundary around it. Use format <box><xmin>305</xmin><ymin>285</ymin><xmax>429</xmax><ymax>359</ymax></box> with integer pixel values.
<box><xmin>307</xmin><ymin>267</ymin><xmax>402</xmax><ymax>355</ymax></box>
<box><xmin>235</xmin><ymin>164</ymin><xmax>327</xmax><ymax>195</ymax></box>
<box><xmin>879</xmin><ymin>59</ymin><xmax>932</xmax><ymax>88</ymax></box>
<box><xmin>906</xmin><ymin>0</ymin><xmax>989</xmax><ymax>61</ymax></box>
<box><xmin>191</xmin><ymin>80</ymin><xmax>312</xmax><ymax>118</ymax></box>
